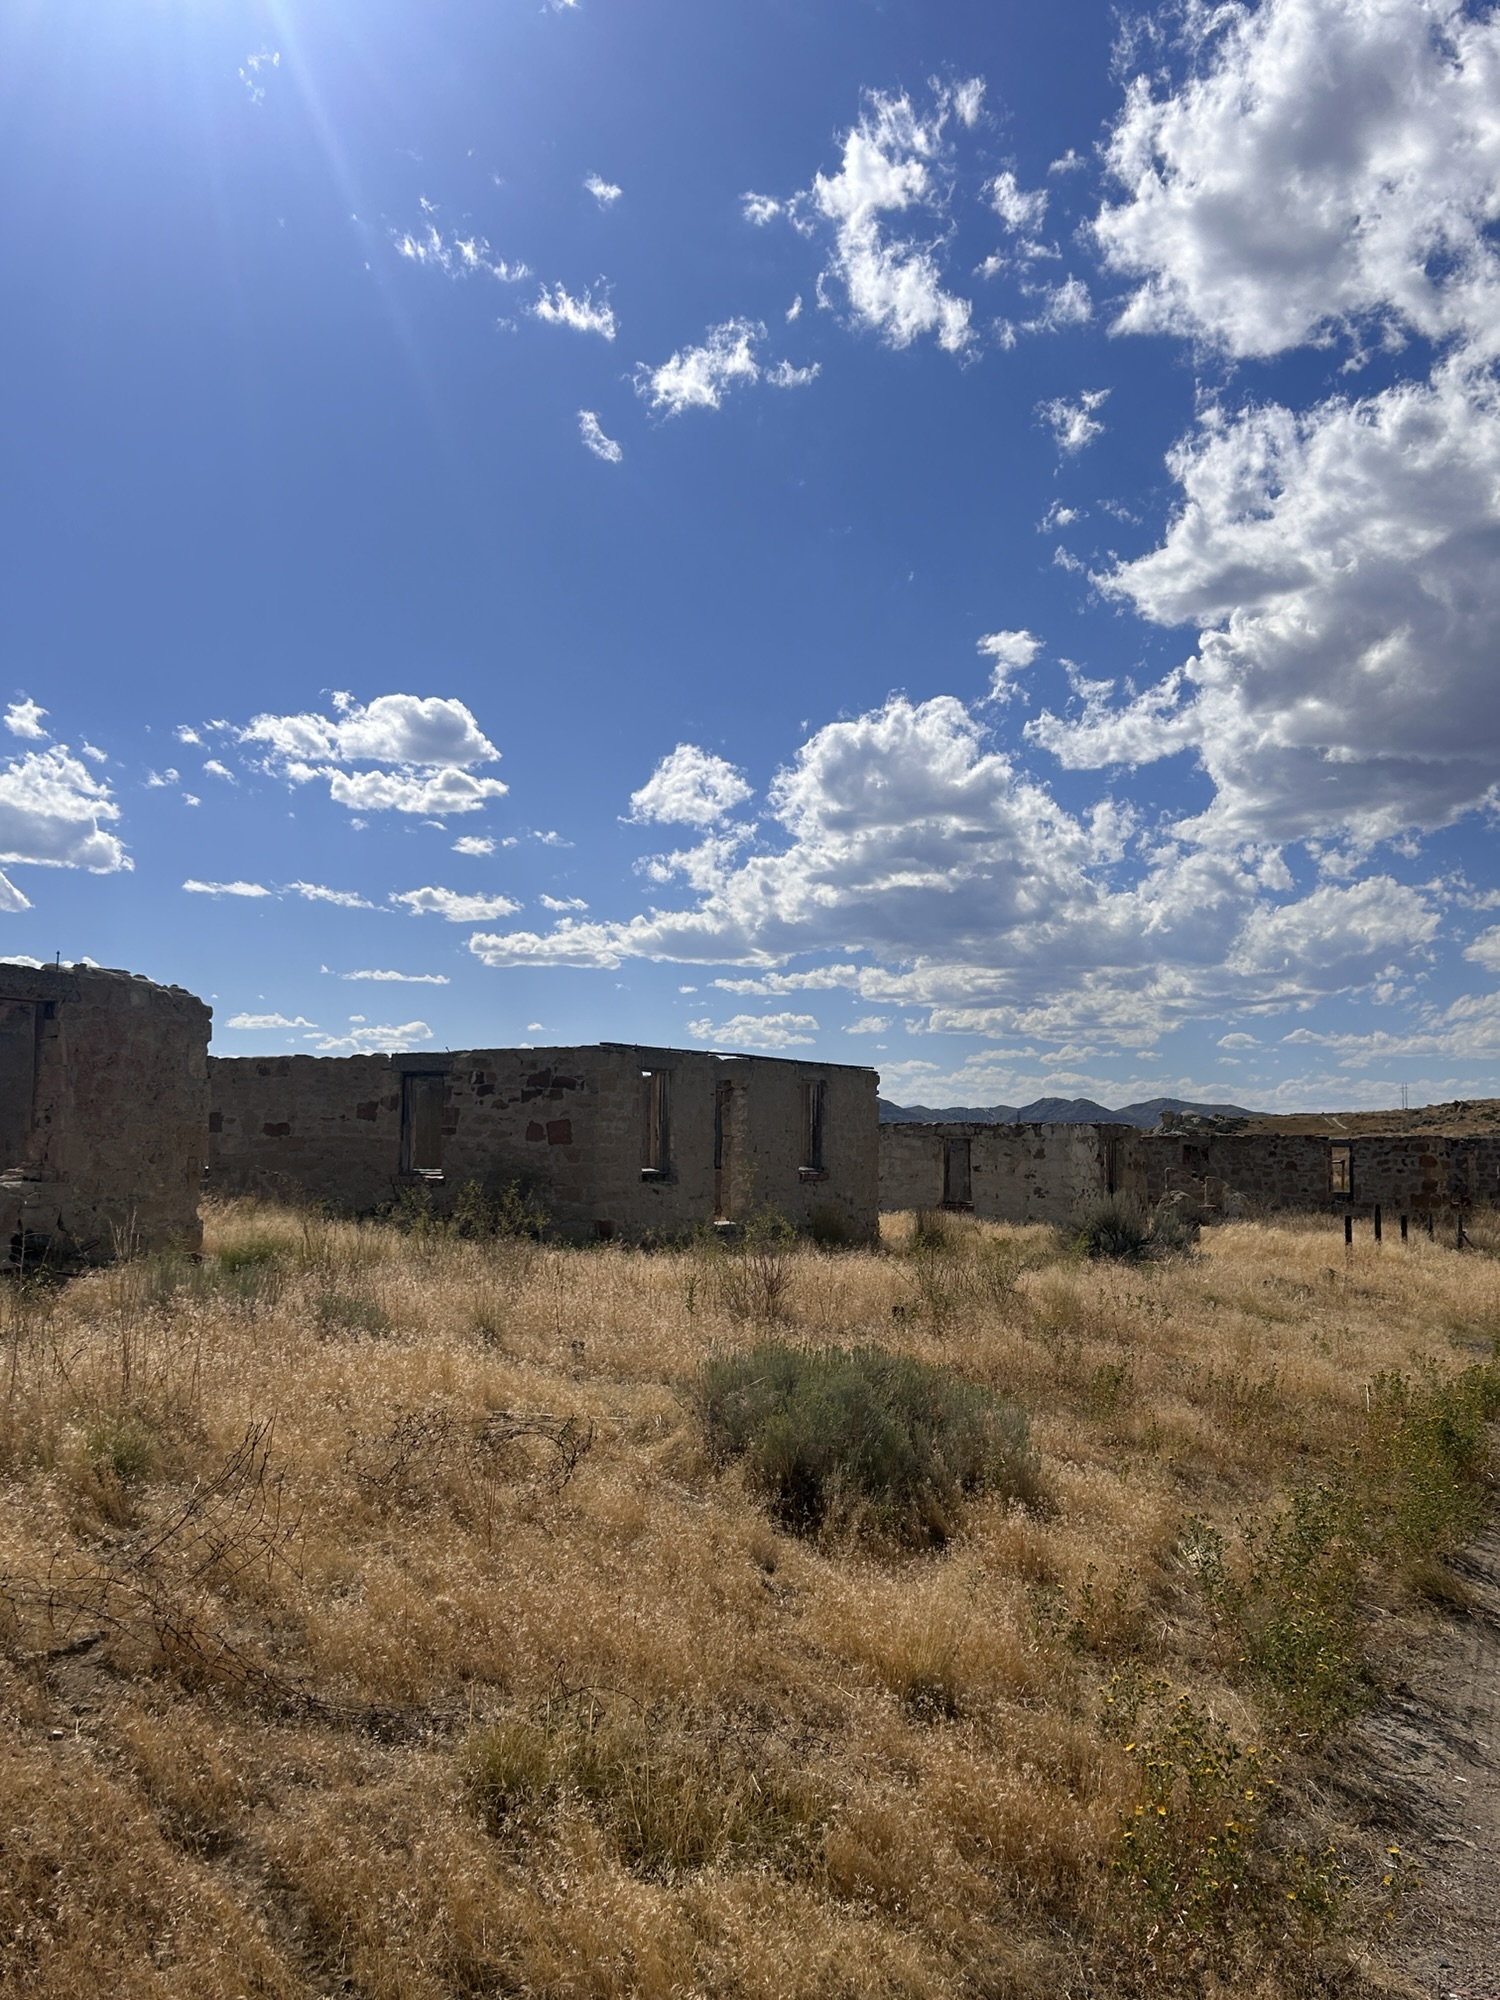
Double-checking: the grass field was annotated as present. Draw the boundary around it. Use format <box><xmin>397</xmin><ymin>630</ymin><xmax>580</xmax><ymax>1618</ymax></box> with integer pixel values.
<box><xmin>2</xmin><ymin>1199</ymin><xmax>1497</xmax><ymax>1999</ymax></box>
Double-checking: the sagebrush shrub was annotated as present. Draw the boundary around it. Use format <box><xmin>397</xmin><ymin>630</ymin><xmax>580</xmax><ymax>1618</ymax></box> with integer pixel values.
<box><xmin>1073</xmin><ymin>1194</ymin><xmax>1151</xmax><ymax>1262</ymax></box>
<box><xmin>1073</xmin><ymin>1193</ymin><xmax>1197</xmax><ymax>1262</ymax></box>
<box><xmin>696</xmin><ymin>1340</ymin><xmax>1041</xmax><ymax>1543</ymax></box>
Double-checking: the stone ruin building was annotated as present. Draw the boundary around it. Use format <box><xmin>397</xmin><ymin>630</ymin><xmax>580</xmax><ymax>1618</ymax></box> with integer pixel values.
<box><xmin>0</xmin><ymin>961</ymin><xmax>211</xmax><ymax>1271</ymax></box>
<box><xmin>878</xmin><ymin>1118</ymin><xmax>1146</xmax><ymax>1226</ymax></box>
<box><xmin>7</xmin><ymin>949</ymin><xmax>1493</xmax><ymax>1266</ymax></box>
<box><xmin>1138</xmin><ymin>1125</ymin><xmax>1500</xmax><ymax>1224</ymax></box>
<box><xmin>878</xmin><ymin>1113</ymin><xmax>1500</xmax><ymax>1229</ymax></box>
<box><xmin>207</xmin><ymin>1043</ymin><xmax>880</xmax><ymax>1243</ymax></box>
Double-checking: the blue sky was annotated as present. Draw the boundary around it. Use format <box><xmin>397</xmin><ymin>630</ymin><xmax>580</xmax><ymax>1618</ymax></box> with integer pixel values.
<box><xmin>4</xmin><ymin>0</ymin><xmax>1500</xmax><ymax>1110</ymax></box>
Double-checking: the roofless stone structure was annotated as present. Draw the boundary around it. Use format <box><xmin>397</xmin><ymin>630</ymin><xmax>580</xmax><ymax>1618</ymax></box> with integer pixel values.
<box><xmin>207</xmin><ymin>1043</ymin><xmax>880</xmax><ymax>1243</ymax></box>
<box><xmin>0</xmin><ymin>962</ymin><xmax>211</xmax><ymax>1270</ymax></box>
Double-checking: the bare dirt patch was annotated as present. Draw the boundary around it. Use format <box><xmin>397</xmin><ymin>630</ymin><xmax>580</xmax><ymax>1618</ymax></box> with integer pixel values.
<box><xmin>1332</xmin><ymin>1519</ymin><xmax>1500</xmax><ymax>2000</ymax></box>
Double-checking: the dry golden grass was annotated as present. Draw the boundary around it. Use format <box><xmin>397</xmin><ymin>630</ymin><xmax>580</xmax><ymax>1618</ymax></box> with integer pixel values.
<box><xmin>1</xmin><ymin>1200</ymin><xmax>1496</xmax><ymax>1998</ymax></box>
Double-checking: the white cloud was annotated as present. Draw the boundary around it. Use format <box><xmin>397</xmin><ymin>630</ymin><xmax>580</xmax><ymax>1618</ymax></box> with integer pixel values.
<box><xmin>1226</xmin><ymin>875</ymin><xmax>1434</xmax><ymax>979</ymax></box>
<box><xmin>765</xmin><ymin>358</ymin><xmax>820</xmax><ymax>389</ymax></box>
<box><xmin>469</xmin><ymin>921</ymin><xmax>632</xmax><ymax>970</ymax></box>
<box><xmin>1277</xmin><ymin>985</ymin><xmax>1500</xmax><ymax>1066</ymax></box>
<box><xmin>285</xmin><ymin>881</ymin><xmax>377</xmax><ymax>909</ymax></box>
<box><xmin>322</xmin><ymin>768</ymin><xmax>511</xmax><ymax>815</ymax></box>
<box><xmin>1217</xmin><ymin>1031</ymin><xmax>1260</xmax><ymax>1049</ymax></box>
<box><xmin>0</xmin><ymin>748</ymin><xmax>127</xmax><ymax>875</ymax></box>
<box><xmin>1094</xmin><ymin>0</ymin><xmax>1500</xmax><ymax>361</ymax></box>
<box><xmin>175</xmin><ymin>725</ymin><xmax>201</xmax><ymax>745</ymax></box>
<box><xmin>635</xmin><ymin>319</ymin><xmax>763</xmax><ymax>415</ymax></box>
<box><xmin>394</xmin><ymin>216</ymin><xmax>529</xmax><ymax>284</ymax></box>
<box><xmin>1464</xmin><ymin>926</ymin><xmax>1500</xmax><ymax>973</ymax></box>
<box><xmin>987</xmin><ymin>171</ymin><xmax>1047</xmax><ymax>233</ymax></box>
<box><xmin>532</xmin><ymin>283</ymin><xmax>616</xmax><ymax>338</ymax></box>
<box><xmin>540</xmin><ymin>894</ymin><xmax>588</xmax><ymax>911</ymax></box>
<box><xmin>951</xmin><ymin>77</ymin><xmax>986</xmax><ymax>128</ymax></box>
<box><xmin>80</xmin><ymin>742</ymin><xmax>106</xmax><ymax>763</ymax></box>
<box><xmin>339</xmin><ymin>968</ymin><xmax>450</xmax><ymax>984</ymax></box>
<box><xmin>1032</xmin><ymin>366</ymin><xmax>1500</xmax><ymax>843</ymax></box>
<box><xmin>226</xmin><ymin>1011</ymin><xmax>316</xmax><ymax>1031</ymax></box>
<box><xmin>391</xmin><ymin>885</ymin><xmax>521</xmax><ymax>922</ymax></box>
<box><xmin>805</xmin><ymin>86</ymin><xmax>974</xmax><ymax>352</ymax></box>
<box><xmin>712</xmin><ymin>967</ymin><xmax>867</xmax><ymax>996</ymax></box>
<box><xmin>306</xmin><ymin>1020</ymin><xmax>434</xmax><ymax>1054</ymax></box>
<box><xmin>183</xmin><ymin>879</ymin><xmax>270</xmax><ymax>898</ymax></box>
<box><xmin>246</xmin><ymin>692</ymin><xmax>496</xmax><ymax>767</ymax></box>
<box><xmin>687</xmin><ymin>1011</ymin><xmax>820</xmax><ymax>1050</ymax></box>
<box><xmin>786</xmin><ymin>295</ymin><xmax>803</xmax><ymax>322</ymax></box>
<box><xmin>4</xmin><ymin>699</ymin><xmax>47</xmax><ymax>740</ymax></box>
<box><xmin>453</xmin><ymin>834</ymin><xmax>495</xmax><ymax>856</ymax></box>
<box><xmin>742</xmin><ymin>193</ymin><xmax>784</xmax><ymax>226</ymax></box>
<box><xmin>578</xmin><ymin>409</ymin><xmax>623</xmax><ymax>461</ymax></box>
<box><xmin>239</xmin><ymin>47</ymin><xmax>280</xmax><ymax>105</ymax></box>
<box><xmin>584</xmin><ymin>173</ymin><xmax>622</xmax><ymax>207</ymax></box>
<box><xmin>243</xmin><ymin>692</ymin><xmax>507</xmax><ymax>817</ymax></box>
<box><xmin>629</xmin><ymin>744</ymin><xmax>753</xmax><ymax>826</ymax></box>
<box><xmin>846</xmin><ymin>1015</ymin><xmax>890</xmax><ymax>1033</ymax></box>
<box><xmin>976</xmin><ymin>629</ymin><xmax>1042</xmax><ymax>701</ymax></box>
<box><xmin>1049</xmin><ymin>149</ymin><xmax>1086</xmax><ymax>175</ymax></box>
<box><xmin>469</xmin><ymin>694</ymin><xmax>1437</xmax><ymax>1051</ymax></box>
<box><xmin>202</xmin><ymin>759</ymin><xmax>234</xmax><ymax>781</ymax></box>
<box><xmin>1025</xmin><ymin>277</ymin><xmax>1092</xmax><ymax>331</ymax></box>
<box><xmin>1039</xmin><ymin>388</ymin><xmax>1108</xmax><ymax>451</ymax></box>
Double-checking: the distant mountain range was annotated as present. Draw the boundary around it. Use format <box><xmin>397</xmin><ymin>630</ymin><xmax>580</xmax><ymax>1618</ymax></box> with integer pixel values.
<box><xmin>878</xmin><ymin>1094</ymin><xmax>1254</xmax><ymax>1129</ymax></box>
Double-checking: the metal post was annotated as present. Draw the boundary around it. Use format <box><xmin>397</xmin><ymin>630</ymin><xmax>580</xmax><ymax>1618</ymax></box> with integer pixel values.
<box><xmin>1344</xmin><ymin>1212</ymin><xmax>1353</xmax><ymax>1249</ymax></box>
<box><xmin>1373</xmin><ymin>1204</ymin><xmax>1382</xmax><ymax>1244</ymax></box>
<box><xmin>1400</xmin><ymin>1213</ymin><xmax>1408</xmax><ymax>1244</ymax></box>
<box><xmin>1457</xmin><ymin>1210</ymin><xmax>1466</xmax><ymax>1250</ymax></box>
<box><xmin>1427</xmin><ymin>1210</ymin><xmax>1435</xmax><ymax>1240</ymax></box>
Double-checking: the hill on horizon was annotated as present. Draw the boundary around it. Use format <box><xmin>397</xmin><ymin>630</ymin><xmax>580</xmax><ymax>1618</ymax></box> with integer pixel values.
<box><xmin>877</xmin><ymin>1094</ymin><xmax>1255</xmax><ymax>1128</ymax></box>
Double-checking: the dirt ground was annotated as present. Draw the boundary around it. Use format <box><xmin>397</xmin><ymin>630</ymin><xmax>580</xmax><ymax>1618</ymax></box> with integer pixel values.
<box><xmin>1332</xmin><ymin>1517</ymin><xmax>1500</xmax><ymax>2000</ymax></box>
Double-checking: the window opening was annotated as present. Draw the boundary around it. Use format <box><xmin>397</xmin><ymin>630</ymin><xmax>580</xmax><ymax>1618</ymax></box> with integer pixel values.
<box><xmin>1329</xmin><ymin>1143</ymin><xmax>1352</xmax><ymax>1198</ymax></box>
<box><xmin>401</xmin><ymin>1072</ymin><xmax>446</xmax><ymax>1177</ymax></box>
<box><xmin>802</xmin><ymin>1079</ymin><xmax>827</xmax><ymax>1174</ymax></box>
<box><xmin>0</xmin><ymin>1000</ymin><xmax>38</xmax><ymax>1171</ymax></box>
<box><xmin>713</xmin><ymin>1079</ymin><xmax>733</xmax><ymax>1216</ymax></box>
<box><xmin>942</xmin><ymin>1136</ymin><xmax>972</xmax><ymax>1208</ymax></box>
<box><xmin>641</xmin><ymin>1069</ymin><xmax>671</xmax><ymax>1178</ymax></box>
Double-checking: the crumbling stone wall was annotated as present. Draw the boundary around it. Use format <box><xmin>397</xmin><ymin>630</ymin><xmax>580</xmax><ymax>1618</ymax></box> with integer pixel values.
<box><xmin>1139</xmin><ymin>1130</ymin><xmax>1500</xmax><ymax>1215</ymax></box>
<box><xmin>207</xmin><ymin>1043</ymin><xmax>879</xmax><ymax>1242</ymax></box>
<box><xmin>0</xmin><ymin>963</ymin><xmax>210</xmax><ymax>1268</ymax></box>
<box><xmin>878</xmin><ymin>1120</ymin><xmax>1146</xmax><ymax>1226</ymax></box>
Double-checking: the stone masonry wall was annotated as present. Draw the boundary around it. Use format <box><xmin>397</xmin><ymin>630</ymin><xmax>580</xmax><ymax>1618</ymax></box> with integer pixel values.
<box><xmin>208</xmin><ymin>1043</ymin><xmax>879</xmax><ymax>1242</ymax></box>
<box><xmin>0</xmin><ymin>963</ymin><xmax>211</xmax><ymax>1268</ymax></box>
<box><xmin>1139</xmin><ymin>1131</ymin><xmax>1500</xmax><ymax>1214</ymax></box>
<box><xmin>878</xmin><ymin>1121</ymin><xmax>1146</xmax><ymax>1227</ymax></box>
